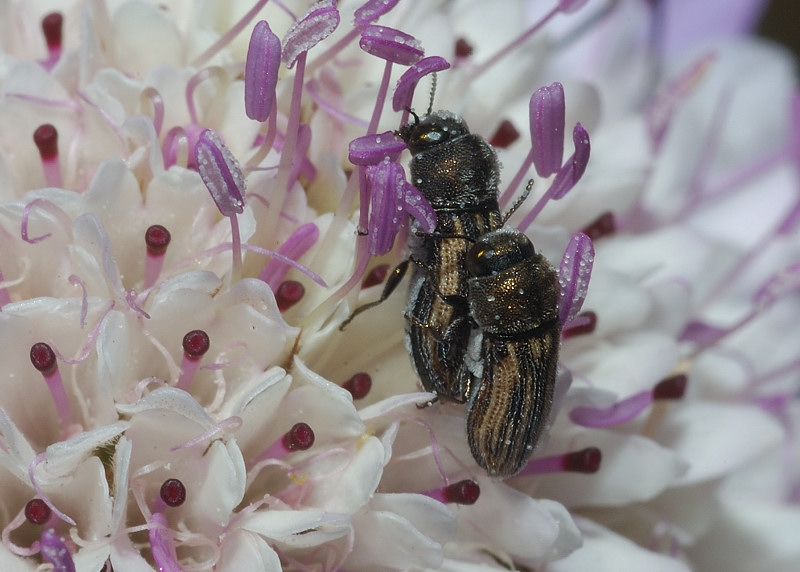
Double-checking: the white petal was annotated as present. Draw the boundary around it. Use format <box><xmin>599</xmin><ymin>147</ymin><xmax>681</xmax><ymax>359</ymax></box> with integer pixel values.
<box><xmin>217</xmin><ymin>530</ymin><xmax>281</xmax><ymax>572</ymax></box>
<box><xmin>239</xmin><ymin>509</ymin><xmax>351</xmax><ymax>547</ymax></box>
<box><xmin>687</xmin><ymin>497</ymin><xmax>800</xmax><ymax>572</ymax></box>
<box><xmin>654</xmin><ymin>401</ymin><xmax>784</xmax><ymax>485</ymax></box>
<box><xmin>346</xmin><ymin>509</ymin><xmax>444</xmax><ymax>570</ymax></box>
<box><xmin>548</xmin><ymin>517</ymin><xmax>691</xmax><ymax>572</ymax></box>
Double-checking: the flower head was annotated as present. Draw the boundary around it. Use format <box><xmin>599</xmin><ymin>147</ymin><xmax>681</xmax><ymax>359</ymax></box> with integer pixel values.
<box><xmin>0</xmin><ymin>1</ymin><xmax>798</xmax><ymax>571</ymax></box>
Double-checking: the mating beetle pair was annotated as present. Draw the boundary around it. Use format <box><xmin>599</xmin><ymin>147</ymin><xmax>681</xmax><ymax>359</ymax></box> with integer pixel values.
<box><xmin>351</xmin><ymin>110</ymin><xmax>561</xmax><ymax>478</ymax></box>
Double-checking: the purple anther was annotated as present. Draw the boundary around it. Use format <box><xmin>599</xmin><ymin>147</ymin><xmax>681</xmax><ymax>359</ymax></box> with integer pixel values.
<box><xmin>548</xmin><ymin>123</ymin><xmax>590</xmax><ymax>200</ymax></box>
<box><xmin>359</xmin><ymin>25</ymin><xmax>424</xmax><ymax>65</ymax></box>
<box><xmin>348</xmin><ymin>131</ymin><xmax>406</xmax><ymax>165</ymax></box>
<box><xmin>392</xmin><ymin>56</ymin><xmax>451</xmax><ymax>112</ymax></box>
<box><xmin>282</xmin><ymin>0</ymin><xmax>340</xmax><ymax>68</ymax></box>
<box><xmin>195</xmin><ymin>129</ymin><xmax>246</xmax><ymax>217</ymax></box>
<box><xmin>354</xmin><ymin>0</ymin><xmax>402</xmax><ymax>28</ymax></box>
<box><xmin>530</xmin><ymin>82</ymin><xmax>565</xmax><ymax>177</ymax></box>
<box><xmin>245</xmin><ymin>20</ymin><xmax>281</xmax><ymax>122</ymax></box>
<box><xmin>40</xmin><ymin>529</ymin><xmax>75</xmax><ymax>572</ymax></box>
<box><xmin>558</xmin><ymin>232</ymin><xmax>594</xmax><ymax>325</ymax></box>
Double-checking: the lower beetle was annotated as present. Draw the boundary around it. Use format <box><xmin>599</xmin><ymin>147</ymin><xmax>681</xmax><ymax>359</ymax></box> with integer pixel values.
<box><xmin>460</xmin><ymin>227</ymin><xmax>561</xmax><ymax>477</ymax></box>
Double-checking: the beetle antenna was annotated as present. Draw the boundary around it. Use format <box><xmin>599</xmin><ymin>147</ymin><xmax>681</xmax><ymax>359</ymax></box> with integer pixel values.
<box><xmin>502</xmin><ymin>179</ymin><xmax>534</xmax><ymax>224</ymax></box>
<box><xmin>426</xmin><ymin>73</ymin><xmax>437</xmax><ymax>116</ymax></box>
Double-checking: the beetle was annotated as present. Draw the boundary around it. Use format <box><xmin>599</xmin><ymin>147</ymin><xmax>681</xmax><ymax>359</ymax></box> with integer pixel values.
<box><xmin>461</xmin><ymin>227</ymin><xmax>561</xmax><ymax>477</ymax></box>
<box><xmin>396</xmin><ymin>110</ymin><xmax>510</xmax><ymax>403</ymax></box>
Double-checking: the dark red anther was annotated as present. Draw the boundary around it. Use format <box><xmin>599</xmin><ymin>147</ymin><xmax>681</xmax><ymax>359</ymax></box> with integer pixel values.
<box><xmin>489</xmin><ymin>119</ymin><xmax>520</xmax><ymax>149</ymax></box>
<box><xmin>30</xmin><ymin>342</ymin><xmax>57</xmax><ymax>375</ymax></box>
<box><xmin>454</xmin><ymin>38</ymin><xmax>474</xmax><ymax>58</ymax></box>
<box><xmin>275</xmin><ymin>280</ymin><xmax>305</xmax><ymax>312</ymax></box>
<box><xmin>562</xmin><ymin>311</ymin><xmax>597</xmax><ymax>339</ymax></box>
<box><xmin>33</xmin><ymin>124</ymin><xmax>59</xmax><ymax>160</ymax></box>
<box><xmin>145</xmin><ymin>225</ymin><xmax>171</xmax><ymax>255</ymax></box>
<box><xmin>653</xmin><ymin>374</ymin><xmax>687</xmax><ymax>400</ymax></box>
<box><xmin>362</xmin><ymin>264</ymin><xmax>389</xmax><ymax>288</ymax></box>
<box><xmin>562</xmin><ymin>447</ymin><xmax>601</xmax><ymax>473</ymax></box>
<box><xmin>25</xmin><ymin>499</ymin><xmax>52</xmax><ymax>525</ymax></box>
<box><xmin>443</xmin><ymin>479</ymin><xmax>480</xmax><ymax>505</ymax></box>
<box><xmin>342</xmin><ymin>372</ymin><xmax>372</xmax><ymax>400</ymax></box>
<box><xmin>41</xmin><ymin>13</ymin><xmax>63</xmax><ymax>49</ymax></box>
<box><xmin>283</xmin><ymin>422</ymin><xmax>315</xmax><ymax>451</ymax></box>
<box><xmin>581</xmin><ymin>212</ymin><xmax>615</xmax><ymax>241</ymax></box>
<box><xmin>182</xmin><ymin>330</ymin><xmax>210</xmax><ymax>360</ymax></box>
<box><xmin>160</xmin><ymin>478</ymin><xmax>186</xmax><ymax>507</ymax></box>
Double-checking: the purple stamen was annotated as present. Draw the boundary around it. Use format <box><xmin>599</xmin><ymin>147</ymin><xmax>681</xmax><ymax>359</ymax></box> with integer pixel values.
<box><xmin>195</xmin><ymin>129</ymin><xmax>245</xmax><ymax>217</ymax></box>
<box><xmin>354</xmin><ymin>0</ymin><xmax>402</xmax><ymax>28</ymax></box>
<box><xmin>570</xmin><ymin>391</ymin><xmax>653</xmax><ymax>428</ymax></box>
<box><xmin>159</xmin><ymin>479</ymin><xmax>187</xmax><ymax>508</ymax></box>
<box><xmin>358</xmin><ymin>25</ymin><xmax>424</xmax><ymax>66</ymax></box>
<box><xmin>454</xmin><ymin>38</ymin><xmax>474</xmax><ymax>59</ymax></box>
<box><xmin>195</xmin><ymin>129</ymin><xmax>246</xmax><ymax>277</ymax></box>
<box><xmin>392</xmin><ymin>56</ymin><xmax>451</xmax><ymax>116</ymax></box>
<box><xmin>342</xmin><ymin>372</ymin><xmax>372</xmax><ymax>399</ymax></box>
<box><xmin>40</xmin><ymin>529</ymin><xmax>75</xmax><ymax>572</ymax></box>
<box><xmin>33</xmin><ymin>124</ymin><xmax>62</xmax><ymax>187</ymax></box>
<box><xmin>275</xmin><ymin>281</ymin><xmax>305</xmax><ymax>312</ymax></box>
<box><xmin>260</xmin><ymin>222</ymin><xmax>320</xmax><ymax>289</ymax></box>
<box><xmin>149</xmin><ymin>512</ymin><xmax>180</xmax><ymax>572</ymax></box>
<box><xmin>365</xmin><ymin>160</ymin><xmax>435</xmax><ymax>256</ymax></box>
<box><xmin>176</xmin><ymin>330</ymin><xmax>210</xmax><ymax>391</ymax></box>
<box><xmin>517</xmin><ymin>447</ymin><xmax>601</xmax><ymax>476</ymax></box>
<box><xmin>518</xmin><ymin>123</ymin><xmax>591</xmax><ymax>231</ymax></box>
<box><xmin>245</xmin><ymin>20</ymin><xmax>281</xmax><ymax>122</ymax></box>
<box><xmin>144</xmin><ymin>224</ymin><xmax>171</xmax><ymax>289</ymax></box>
<box><xmin>581</xmin><ymin>211</ymin><xmax>615</xmax><ymax>241</ymax></box>
<box><xmin>652</xmin><ymin>374</ymin><xmax>688</xmax><ymax>400</ymax></box>
<box><xmin>348</xmin><ymin>131</ymin><xmax>406</xmax><ymax>165</ymax></box>
<box><xmin>25</xmin><ymin>499</ymin><xmax>52</xmax><ymax>525</ymax></box>
<box><xmin>421</xmin><ymin>480</ymin><xmax>480</xmax><ymax>505</ymax></box>
<box><xmin>252</xmin><ymin>423</ymin><xmax>316</xmax><ymax>467</ymax></box>
<box><xmin>557</xmin><ymin>232</ymin><xmax>595</xmax><ymax>325</ymax></box>
<box><xmin>40</xmin><ymin>13</ymin><xmax>63</xmax><ymax>70</ymax></box>
<box><xmin>161</xmin><ymin>126</ymin><xmax>189</xmax><ymax>169</ymax></box>
<box><xmin>362</xmin><ymin>264</ymin><xmax>389</xmax><ymax>288</ymax></box>
<box><xmin>30</xmin><ymin>343</ymin><xmax>73</xmax><ymax>430</ymax></box>
<box><xmin>282</xmin><ymin>0</ymin><xmax>340</xmax><ymax>69</ymax></box>
<box><xmin>530</xmin><ymin>82</ymin><xmax>566</xmax><ymax>178</ymax></box>
<box><xmin>562</xmin><ymin>310</ymin><xmax>597</xmax><ymax>339</ymax></box>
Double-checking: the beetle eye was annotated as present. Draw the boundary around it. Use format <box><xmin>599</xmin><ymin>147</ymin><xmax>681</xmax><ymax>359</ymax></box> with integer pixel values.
<box><xmin>466</xmin><ymin>230</ymin><xmax>534</xmax><ymax>278</ymax></box>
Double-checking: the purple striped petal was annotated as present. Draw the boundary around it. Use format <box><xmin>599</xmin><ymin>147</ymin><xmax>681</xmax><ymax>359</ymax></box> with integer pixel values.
<box><xmin>195</xmin><ymin>129</ymin><xmax>246</xmax><ymax>217</ymax></box>
<box><xmin>282</xmin><ymin>0</ymin><xmax>340</xmax><ymax>68</ymax></box>
<box><xmin>392</xmin><ymin>56</ymin><xmax>451</xmax><ymax>112</ymax></box>
<box><xmin>359</xmin><ymin>25</ymin><xmax>423</xmax><ymax>65</ymax></box>
<box><xmin>245</xmin><ymin>20</ymin><xmax>281</xmax><ymax>121</ymax></box>
<box><xmin>354</xmin><ymin>0</ymin><xmax>402</xmax><ymax>27</ymax></box>
<box><xmin>530</xmin><ymin>82</ymin><xmax>565</xmax><ymax>177</ymax></box>
<box><xmin>349</xmin><ymin>131</ymin><xmax>406</xmax><ymax>165</ymax></box>
<box><xmin>558</xmin><ymin>232</ymin><xmax>594</xmax><ymax>324</ymax></box>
